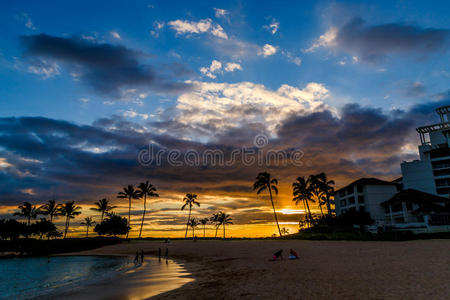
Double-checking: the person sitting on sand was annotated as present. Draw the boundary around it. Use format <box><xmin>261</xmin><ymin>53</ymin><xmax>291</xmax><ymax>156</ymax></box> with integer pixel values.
<box><xmin>288</xmin><ymin>249</ymin><xmax>299</xmax><ymax>260</ymax></box>
<box><xmin>270</xmin><ymin>249</ymin><xmax>283</xmax><ymax>261</ymax></box>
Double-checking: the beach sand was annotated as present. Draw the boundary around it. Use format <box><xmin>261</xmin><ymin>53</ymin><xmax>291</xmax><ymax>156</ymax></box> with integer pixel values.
<box><xmin>69</xmin><ymin>239</ymin><xmax>450</xmax><ymax>299</ymax></box>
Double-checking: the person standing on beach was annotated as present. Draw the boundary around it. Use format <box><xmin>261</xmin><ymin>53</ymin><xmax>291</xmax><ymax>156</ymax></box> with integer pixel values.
<box><xmin>141</xmin><ymin>250</ymin><xmax>144</xmax><ymax>263</ymax></box>
<box><xmin>134</xmin><ymin>251</ymin><xmax>139</xmax><ymax>265</ymax></box>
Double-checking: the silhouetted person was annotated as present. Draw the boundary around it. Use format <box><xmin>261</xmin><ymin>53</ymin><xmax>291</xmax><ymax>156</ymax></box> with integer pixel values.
<box><xmin>289</xmin><ymin>249</ymin><xmax>299</xmax><ymax>260</ymax></box>
<box><xmin>270</xmin><ymin>249</ymin><xmax>283</xmax><ymax>261</ymax></box>
<box><xmin>140</xmin><ymin>250</ymin><xmax>144</xmax><ymax>263</ymax></box>
<box><xmin>134</xmin><ymin>251</ymin><xmax>139</xmax><ymax>265</ymax></box>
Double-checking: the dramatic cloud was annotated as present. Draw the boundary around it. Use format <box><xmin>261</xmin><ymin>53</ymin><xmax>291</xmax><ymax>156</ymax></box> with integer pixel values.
<box><xmin>214</xmin><ymin>8</ymin><xmax>228</xmax><ymax>18</ymax></box>
<box><xmin>258</xmin><ymin>44</ymin><xmax>277</xmax><ymax>57</ymax></box>
<box><xmin>200</xmin><ymin>60</ymin><xmax>222</xmax><ymax>79</ymax></box>
<box><xmin>224</xmin><ymin>62</ymin><xmax>242</xmax><ymax>72</ymax></box>
<box><xmin>263</xmin><ymin>19</ymin><xmax>280</xmax><ymax>35</ymax></box>
<box><xmin>200</xmin><ymin>60</ymin><xmax>242</xmax><ymax>78</ymax></box>
<box><xmin>169</xmin><ymin>81</ymin><xmax>330</xmax><ymax>139</ymax></box>
<box><xmin>110</xmin><ymin>31</ymin><xmax>121</xmax><ymax>39</ymax></box>
<box><xmin>168</xmin><ymin>19</ymin><xmax>228</xmax><ymax>39</ymax></box>
<box><xmin>308</xmin><ymin>18</ymin><xmax>450</xmax><ymax>63</ymax></box>
<box><xmin>21</xmin><ymin>34</ymin><xmax>190</xmax><ymax>97</ymax></box>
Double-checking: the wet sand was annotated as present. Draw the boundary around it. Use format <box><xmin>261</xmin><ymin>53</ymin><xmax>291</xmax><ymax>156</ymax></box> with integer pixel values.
<box><xmin>71</xmin><ymin>239</ymin><xmax>450</xmax><ymax>299</ymax></box>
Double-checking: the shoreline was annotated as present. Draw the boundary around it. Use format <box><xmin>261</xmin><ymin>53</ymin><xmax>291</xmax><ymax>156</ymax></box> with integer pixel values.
<box><xmin>39</xmin><ymin>254</ymin><xmax>193</xmax><ymax>300</ymax></box>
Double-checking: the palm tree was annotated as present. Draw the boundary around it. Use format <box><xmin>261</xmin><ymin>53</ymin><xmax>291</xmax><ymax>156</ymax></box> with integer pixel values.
<box><xmin>59</xmin><ymin>201</ymin><xmax>82</xmax><ymax>238</ymax></box>
<box><xmin>253</xmin><ymin>172</ymin><xmax>282</xmax><ymax>237</ymax></box>
<box><xmin>137</xmin><ymin>181</ymin><xmax>159</xmax><ymax>239</ymax></box>
<box><xmin>118</xmin><ymin>185</ymin><xmax>140</xmax><ymax>239</ymax></box>
<box><xmin>309</xmin><ymin>175</ymin><xmax>325</xmax><ymax>217</ymax></box>
<box><xmin>187</xmin><ymin>217</ymin><xmax>199</xmax><ymax>240</ymax></box>
<box><xmin>280</xmin><ymin>227</ymin><xmax>290</xmax><ymax>235</ymax></box>
<box><xmin>210</xmin><ymin>212</ymin><xmax>221</xmax><ymax>238</ymax></box>
<box><xmin>200</xmin><ymin>218</ymin><xmax>209</xmax><ymax>238</ymax></box>
<box><xmin>81</xmin><ymin>217</ymin><xmax>95</xmax><ymax>237</ymax></box>
<box><xmin>39</xmin><ymin>200</ymin><xmax>61</xmax><ymax>223</ymax></box>
<box><xmin>218</xmin><ymin>212</ymin><xmax>233</xmax><ymax>239</ymax></box>
<box><xmin>181</xmin><ymin>193</ymin><xmax>200</xmax><ymax>238</ymax></box>
<box><xmin>14</xmin><ymin>202</ymin><xmax>38</xmax><ymax>225</ymax></box>
<box><xmin>314</xmin><ymin>172</ymin><xmax>335</xmax><ymax>216</ymax></box>
<box><xmin>292</xmin><ymin>176</ymin><xmax>314</xmax><ymax>225</ymax></box>
<box><xmin>90</xmin><ymin>198</ymin><xmax>116</xmax><ymax>222</ymax></box>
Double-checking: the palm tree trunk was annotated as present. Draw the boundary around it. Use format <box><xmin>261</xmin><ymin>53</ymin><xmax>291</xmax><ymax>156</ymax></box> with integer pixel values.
<box><xmin>215</xmin><ymin>225</ymin><xmax>218</xmax><ymax>238</ymax></box>
<box><xmin>305</xmin><ymin>199</ymin><xmax>313</xmax><ymax>223</ymax></box>
<box><xmin>64</xmin><ymin>217</ymin><xmax>69</xmax><ymax>239</ymax></box>
<box><xmin>326</xmin><ymin>195</ymin><xmax>332</xmax><ymax>216</ymax></box>
<box><xmin>203</xmin><ymin>225</ymin><xmax>206</xmax><ymax>238</ymax></box>
<box><xmin>126</xmin><ymin>195</ymin><xmax>131</xmax><ymax>239</ymax></box>
<box><xmin>268</xmin><ymin>186</ymin><xmax>282</xmax><ymax>237</ymax></box>
<box><xmin>302</xmin><ymin>199</ymin><xmax>309</xmax><ymax>227</ymax></box>
<box><xmin>223</xmin><ymin>224</ymin><xmax>225</xmax><ymax>239</ymax></box>
<box><xmin>192</xmin><ymin>227</ymin><xmax>195</xmax><ymax>240</ymax></box>
<box><xmin>139</xmin><ymin>194</ymin><xmax>147</xmax><ymax>239</ymax></box>
<box><xmin>184</xmin><ymin>207</ymin><xmax>191</xmax><ymax>238</ymax></box>
<box><xmin>86</xmin><ymin>225</ymin><xmax>89</xmax><ymax>237</ymax></box>
<box><xmin>319</xmin><ymin>203</ymin><xmax>324</xmax><ymax>217</ymax></box>
<box><xmin>101</xmin><ymin>211</ymin><xmax>104</xmax><ymax>222</ymax></box>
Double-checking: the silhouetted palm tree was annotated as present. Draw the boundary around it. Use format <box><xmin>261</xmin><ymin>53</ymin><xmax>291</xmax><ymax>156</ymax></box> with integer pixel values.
<box><xmin>253</xmin><ymin>172</ymin><xmax>282</xmax><ymax>236</ymax></box>
<box><xmin>314</xmin><ymin>172</ymin><xmax>335</xmax><ymax>216</ymax></box>
<box><xmin>210</xmin><ymin>212</ymin><xmax>221</xmax><ymax>238</ymax></box>
<box><xmin>39</xmin><ymin>200</ymin><xmax>61</xmax><ymax>223</ymax></box>
<box><xmin>137</xmin><ymin>181</ymin><xmax>159</xmax><ymax>239</ymax></box>
<box><xmin>218</xmin><ymin>212</ymin><xmax>233</xmax><ymax>239</ymax></box>
<box><xmin>181</xmin><ymin>193</ymin><xmax>200</xmax><ymax>238</ymax></box>
<box><xmin>81</xmin><ymin>217</ymin><xmax>95</xmax><ymax>237</ymax></box>
<box><xmin>292</xmin><ymin>176</ymin><xmax>314</xmax><ymax>225</ymax></box>
<box><xmin>90</xmin><ymin>198</ymin><xmax>116</xmax><ymax>222</ymax></box>
<box><xmin>280</xmin><ymin>227</ymin><xmax>290</xmax><ymax>235</ymax></box>
<box><xmin>118</xmin><ymin>185</ymin><xmax>140</xmax><ymax>239</ymax></box>
<box><xmin>200</xmin><ymin>218</ymin><xmax>209</xmax><ymax>238</ymax></box>
<box><xmin>59</xmin><ymin>201</ymin><xmax>82</xmax><ymax>238</ymax></box>
<box><xmin>187</xmin><ymin>217</ymin><xmax>199</xmax><ymax>240</ymax></box>
<box><xmin>309</xmin><ymin>175</ymin><xmax>325</xmax><ymax>217</ymax></box>
<box><xmin>14</xmin><ymin>202</ymin><xmax>38</xmax><ymax>226</ymax></box>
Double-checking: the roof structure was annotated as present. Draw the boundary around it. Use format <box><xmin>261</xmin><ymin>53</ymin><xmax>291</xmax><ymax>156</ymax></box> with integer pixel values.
<box><xmin>335</xmin><ymin>178</ymin><xmax>397</xmax><ymax>193</ymax></box>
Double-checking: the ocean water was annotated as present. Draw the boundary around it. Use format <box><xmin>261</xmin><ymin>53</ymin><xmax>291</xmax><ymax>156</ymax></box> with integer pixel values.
<box><xmin>0</xmin><ymin>256</ymin><xmax>129</xmax><ymax>299</ymax></box>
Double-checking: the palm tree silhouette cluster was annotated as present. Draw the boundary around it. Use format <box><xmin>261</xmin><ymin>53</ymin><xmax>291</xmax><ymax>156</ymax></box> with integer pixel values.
<box><xmin>181</xmin><ymin>193</ymin><xmax>233</xmax><ymax>239</ymax></box>
<box><xmin>4</xmin><ymin>172</ymin><xmax>334</xmax><ymax>239</ymax></box>
<box><xmin>254</xmin><ymin>171</ymin><xmax>335</xmax><ymax>236</ymax></box>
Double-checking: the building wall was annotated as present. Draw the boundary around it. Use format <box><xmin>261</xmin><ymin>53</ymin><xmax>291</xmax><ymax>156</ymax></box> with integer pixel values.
<box><xmin>335</xmin><ymin>184</ymin><xmax>397</xmax><ymax>223</ymax></box>
<box><xmin>401</xmin><ymin>158</ymin><xmax>436</xmax><ymax>195</ymax></box>
<box><xmin>364</xmin><ymin>185</ymin><xmax>398</xmax><ymax>222</ymax></box>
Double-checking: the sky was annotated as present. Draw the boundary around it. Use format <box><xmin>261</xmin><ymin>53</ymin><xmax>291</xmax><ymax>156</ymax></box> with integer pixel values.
<box><xmin>1</xmin><ymin>0</ymin><xmax>450</xmax><ymax>237</ymax></box>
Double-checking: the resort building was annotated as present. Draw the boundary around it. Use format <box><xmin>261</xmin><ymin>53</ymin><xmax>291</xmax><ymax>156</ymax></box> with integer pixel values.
<box><xmin>334</xmin><ymin>105</ymin><xmax>450</xmax><ymax>231</ymax></box>
<box><xmin>334</xmin><ymin>178</ymin><xmax>400</xmax><ymax>223</ymax></box>
<box><xmin>402</xmin><ymin>105</ymin><xmax>450</xmax><ymax>197</ymax></box>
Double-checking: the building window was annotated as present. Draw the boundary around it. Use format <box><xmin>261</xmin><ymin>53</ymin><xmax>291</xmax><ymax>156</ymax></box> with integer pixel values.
<box><xmin>340</xmin><ymin>199</ymin><xmax>346</xmax><ymax>207</ymax></box>
<box><xmin>358</xmin><ymin>196</ymin><xmax>364</xmax><ymax>203</ymax></box>
<box><xmin>392</xmin><ymin>203</ymin><xmax>403</xmax><ymax>212</ymax></box>
<box><xmin>406</xmin><ymin>201</ymin><xmax>413</xmax><ymax>211</ymax></box>
<box><xmin>394</xmin><ymin>216</ymin><xmax>405</xmax><ymax>223</ymax></box>
<box><xmin>348</xmin><ymin>197</ymin><xmax>355</xmax><ymax>205</ymax></box>
<box><xmin>357</xmin><ymin>185</ymin><xmax>363</xmax><ymax>193</ymax></box>
<box><xmin>346</xmin><ymin>186</ymin><xmax>353</xmax><ymax>195</ymax></box>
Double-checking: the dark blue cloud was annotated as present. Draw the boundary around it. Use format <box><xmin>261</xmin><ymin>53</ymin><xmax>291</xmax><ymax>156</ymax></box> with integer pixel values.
<box><xmin>335</xmin><ymin>18</ymin><xmax>450</xmax><ymax>63</ymax></box>
<box><xmin>21</xmin><ymin>34</ymin><xmax>191</xmax><ymax>97</ymax></box>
